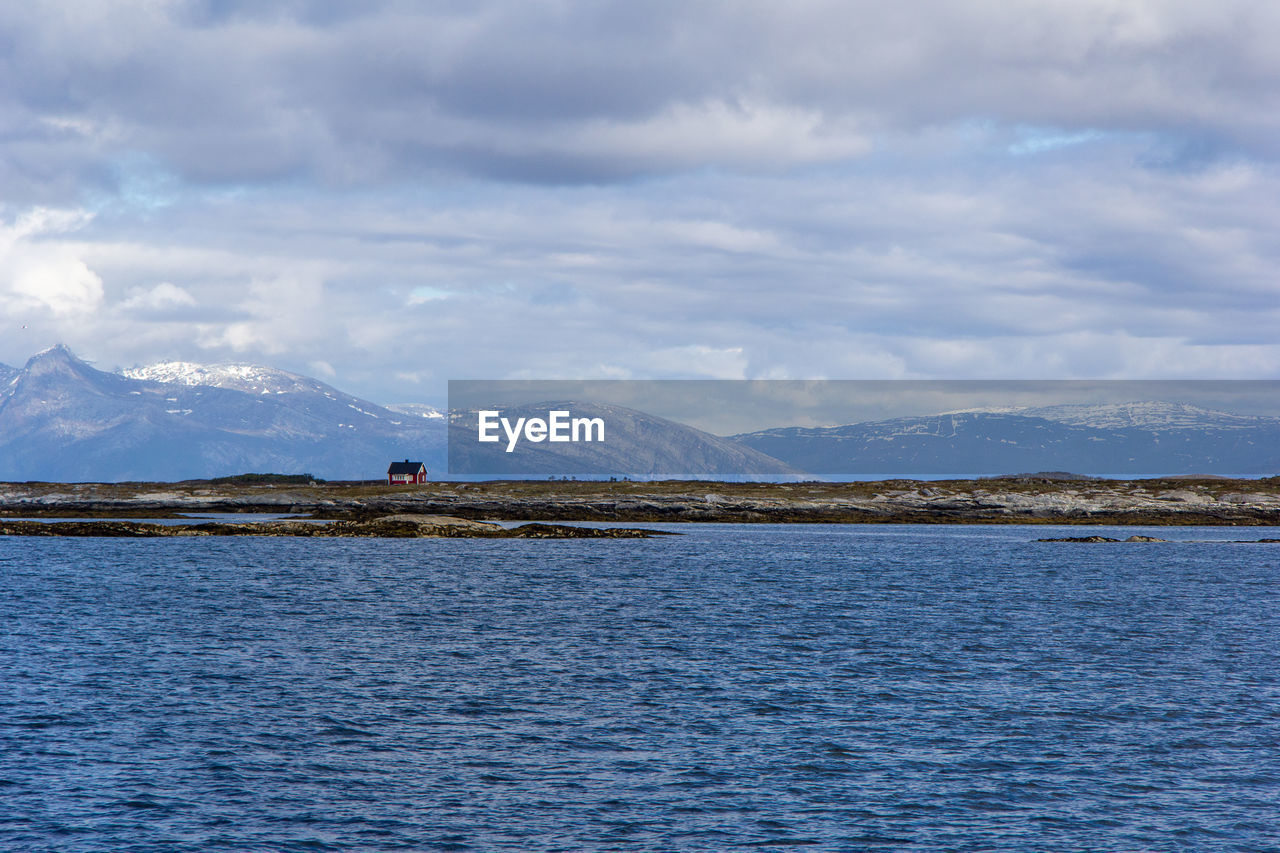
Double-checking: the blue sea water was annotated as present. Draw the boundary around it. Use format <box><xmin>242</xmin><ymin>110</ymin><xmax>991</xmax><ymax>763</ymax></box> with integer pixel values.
<box><xmin>2</xmin><ymin>524</ymin><xmax>1279</xmax><ymax>852</ymax></box>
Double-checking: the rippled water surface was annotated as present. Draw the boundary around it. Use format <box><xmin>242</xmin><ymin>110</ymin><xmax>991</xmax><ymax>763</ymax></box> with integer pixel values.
<box><xmin>3</xmin><ymin>525</ymin><xmax>1279</xmax><ymax>851</ymax></box>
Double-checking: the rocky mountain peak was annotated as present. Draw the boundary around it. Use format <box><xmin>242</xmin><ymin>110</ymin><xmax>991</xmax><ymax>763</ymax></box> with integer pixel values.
<box><xmin>18</xmin><ymin>344</ymin><xmax>102</xmax><ymax>384</ymax></box>
<box><xmin>25</xmin><ymin>343</ymin><xmax>79</xmax><ymax>367</ymax></box>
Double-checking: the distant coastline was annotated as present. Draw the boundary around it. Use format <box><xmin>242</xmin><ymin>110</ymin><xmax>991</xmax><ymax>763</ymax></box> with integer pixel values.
<box><xmin>2</xmin><ymin>477</ymin><xmax>1279</xmax><ymax>526</ymax></box>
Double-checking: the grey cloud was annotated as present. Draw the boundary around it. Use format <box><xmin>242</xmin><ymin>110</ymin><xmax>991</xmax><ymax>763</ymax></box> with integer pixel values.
<box><xmin>7</xmin><ymin>135</ymin><xmax>1264</xmax><ymax>399</ymax></box>
<box><xmin>4</xmin><ymin>2</ymin><xmax>1280</xmax><ymax>400</ymax></box>
<box><xmin>3</xmin><ymin>1</ymin><xmax>1280</xmax><ymax>191</ymax></box>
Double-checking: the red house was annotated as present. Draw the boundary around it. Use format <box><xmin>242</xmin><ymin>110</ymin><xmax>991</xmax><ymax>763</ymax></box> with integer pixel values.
<box><xmin>387</xmin><ymin>459</ymin><xmax>428</xmax><ymax>485</ymax></box>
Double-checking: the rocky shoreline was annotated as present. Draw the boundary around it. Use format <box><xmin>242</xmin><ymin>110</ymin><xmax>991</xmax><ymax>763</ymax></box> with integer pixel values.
<box><xmin>2</xmin><ymin>477</ymin><xmax>1279</xmax><ymax>526</ymax></box>
<box><xmin>0</xmin><ymin>514</ymin><xmax>661</xmax><ymax>539</ymax></box>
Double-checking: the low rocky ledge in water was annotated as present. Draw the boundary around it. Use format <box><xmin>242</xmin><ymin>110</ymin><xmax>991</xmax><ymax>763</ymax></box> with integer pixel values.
<box><xmin>1037</xmin><ymin>535</ymin><xmax>1170</xmax><ymax>543</ymax></box>
<box><xmin>0</xmin><ymin>515</ymin><xmax>664</xmax><ymax>539</ymax></box>
<box><xmin>1038</xmin><ymin>535</ymin><xmax>1280</xmax><ymax>543</ymax></box>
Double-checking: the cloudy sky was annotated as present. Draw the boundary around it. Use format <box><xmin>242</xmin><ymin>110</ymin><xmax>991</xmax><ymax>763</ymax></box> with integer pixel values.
<box><xmin>2</xmin><ymin>0</ymin><xmax>1279</xmax><ymax>406</ymax></box>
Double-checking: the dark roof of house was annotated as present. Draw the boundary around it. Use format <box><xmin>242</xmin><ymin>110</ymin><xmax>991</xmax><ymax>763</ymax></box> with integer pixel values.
<box><xmin>387</xmin><ymin>460</ymin><xmax>426</xmax><ymax>475</ymax></box>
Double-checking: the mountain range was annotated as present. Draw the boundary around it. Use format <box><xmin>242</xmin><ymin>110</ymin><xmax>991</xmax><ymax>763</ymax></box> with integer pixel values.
<box><xmin>0</xmin><ymin>346</ymin><xmax>445</xmax><ymax>481</ymax></box>
<box><xmin>2</xmin><ymin>346</ymin><xmax>1278</xmax><ymax>480</ymax></box>
<box><xmin>731</xmin><ymin>404</ymin><xmax>1280</xmax><ymax>477</ymax></box>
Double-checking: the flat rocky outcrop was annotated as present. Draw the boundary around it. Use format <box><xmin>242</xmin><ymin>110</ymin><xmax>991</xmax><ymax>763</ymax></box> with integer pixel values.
<box><xmin>0</xmin><ymin>515</ymin><xmax>661</xmax><ymax>539</ymax></box>
<box><xmin>2</xmin><ymin>478</ymin><xmax>1280</xmax><ymax>526</ymax></box>
<box><xmin>1037</xmin><ymin>535</ymin><xmax>1169</xmax><ymax>543</ymax></box>
<box><xmin>1037</xmin><ymin>534</ymin><xmax>1280</xmax><ymax>543</ymax></box>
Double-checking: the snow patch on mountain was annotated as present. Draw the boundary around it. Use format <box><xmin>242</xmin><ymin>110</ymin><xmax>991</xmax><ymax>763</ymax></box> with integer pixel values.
<box><xmin>936</xmin><ymin>401</ymin><xmax>1273</xmax><ymax>430</ymax></box>
<box><xmin>385</xmin><ymin>403</ymin><xmax>444</xmax><ymax>419</ymax></box>
<box><xmin>1021</xmin><ymin>401</ymin><xmax>1272</xmax><ymax>430</ymax></box>
<box><xmin>122</xmin><ymin>361</ymin><xmax>321</xmax><ymax>395</ymax></box>
<box><xmin>938</xmin><ymin>406</ymin><xmax>1029</xmax><ymax>416</ymax></box>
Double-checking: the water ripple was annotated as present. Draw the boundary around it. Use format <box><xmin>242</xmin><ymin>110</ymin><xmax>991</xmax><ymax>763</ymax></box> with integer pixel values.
<box><xmin>2</xmin><ymin>526</ymin><xmax>1279</xmax><ymax>850</ymax></box>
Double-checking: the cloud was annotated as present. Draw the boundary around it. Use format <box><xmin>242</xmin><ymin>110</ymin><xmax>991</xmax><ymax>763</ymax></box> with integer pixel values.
<box><xmin>2</xmin><ymin>3</ymin><xmax>1280</xmax><ymax>400</ymax></box>
<box><xmin>309</xmin><ymin>359</ymin><xmax>336</xmax><ymax>378</ymax></box>
<box><xmin>121</xmin><ymin>281</ymin><xmax>197</xmax><ymax>312</ymax></box>
<box><xmin>194</xmin><ymin>273</ymin><xmax>334</xmax><ymax>354</ymax></box>
<box><xmin>3</xmin><ymin>1</ymin><xmax>1280</xmax><ymax>192</ymax></box>
<box><xmin>466</xmin><ymin>98</ymin><xmax>870</xmax><ymax>179</ymax></box>
<box><xmin>0</xmin><ymin>207</ymin><xmax>104</xmax><ymax>317</ymax></box>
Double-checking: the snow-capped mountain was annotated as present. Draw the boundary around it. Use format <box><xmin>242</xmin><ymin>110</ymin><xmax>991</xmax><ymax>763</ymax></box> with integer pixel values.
<box><xmin>0</xmin><ymin>346</ymin><xmax>445</xmax><ymax>482</ymax></box>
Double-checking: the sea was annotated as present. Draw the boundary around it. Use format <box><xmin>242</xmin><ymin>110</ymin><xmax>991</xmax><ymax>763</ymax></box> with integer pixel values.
<box><xmin>2</xmin><ymin>524</ymin><xmax>1279</xmax><ymax>852</ymax></box>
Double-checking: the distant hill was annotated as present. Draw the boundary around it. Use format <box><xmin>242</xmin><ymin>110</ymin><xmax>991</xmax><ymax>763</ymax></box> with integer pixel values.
<box><xmin>985</xmin><ymin>401</ymin><xmax>1270</xmax><ymax>431</ymax></box>
<box><xmin>449</xmin><ymin>400</ymin><xmax>800</xmax><ymax>479</ymax></box>
<box><xmin>731</xmin><ymin>408</ymin><xmax>1280</xmax><ymax>477</ymax></box>
<box><xmin>0</xmin><ymin>346</ymin><xmax>445</xmax><ymax>482</ymax></box>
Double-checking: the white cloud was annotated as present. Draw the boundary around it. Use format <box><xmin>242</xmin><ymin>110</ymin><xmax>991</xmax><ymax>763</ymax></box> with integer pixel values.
<box><xmin>8</xmin><ymin>255</ymin><xmax>103</xmax><ymax>316</ymax></box>
<box><xmin>121</xmin><ymin>281</ymin><xmax>197</xmax><ymax>311</ymax></box>
<box><xmin>194</xmin><ymin>274</ymin><xmax>332</xmax><ymax>355</ymax></box>
<box><xmin>0</xmin><ymin>207</ymin><xmax>104</xmax><ymax>317</ymax></box>
<box><xmin>642</xmin><ymin>345</ymin><xmax>750</xmax><ymax>380</ymax></box>
<box><xmin>309</xmin><ymin>359</ymin><xmax>336</xmax><ymax>378</ymax></box>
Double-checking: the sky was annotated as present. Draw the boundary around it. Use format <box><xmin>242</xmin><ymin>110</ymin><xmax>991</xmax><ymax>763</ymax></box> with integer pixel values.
<box><xmin>2</xmin><ymin>0</ymin><xmax>1279</xmax><ymax>407</ymax></box>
